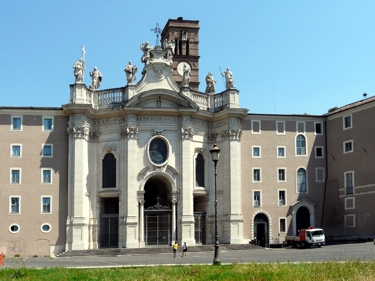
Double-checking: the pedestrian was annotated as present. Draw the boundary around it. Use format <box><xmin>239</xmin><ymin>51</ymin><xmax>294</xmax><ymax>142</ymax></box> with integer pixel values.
<box><xmin>181</xmin><ymin>242</ymin><xmax>188</xmax><ymax>257</ymax></box>
<box><xmin>173</xmin><ymin>241</ymin><xmax>178</xmax><ymax>258</ymax></box>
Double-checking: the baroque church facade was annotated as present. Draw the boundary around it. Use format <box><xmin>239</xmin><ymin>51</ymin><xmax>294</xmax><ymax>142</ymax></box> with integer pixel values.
<box><xmin>1</xmin><ymin>18</ymin><xmax>375</xmax><ymax>256</ymax></box>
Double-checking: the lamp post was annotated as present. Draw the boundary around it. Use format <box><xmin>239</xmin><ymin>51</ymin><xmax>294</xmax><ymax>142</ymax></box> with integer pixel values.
<box><xmin>210</xmin><ymin>144</ymin><xmax>221</xmax><ymax>265</ymax></box>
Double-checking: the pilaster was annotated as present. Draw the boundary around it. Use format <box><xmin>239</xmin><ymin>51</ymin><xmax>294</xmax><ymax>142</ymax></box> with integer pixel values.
<box><xmin>180</xmin><ymin>116</ymin><xmax>195</xmax><ymax>245</ymax></box>
<box><xmin>124</xmin><ymin>115</ymin><xmax>139</xmax><ymax>248</ymax></box>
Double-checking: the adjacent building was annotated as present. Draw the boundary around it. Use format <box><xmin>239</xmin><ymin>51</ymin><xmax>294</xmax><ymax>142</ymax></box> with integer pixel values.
<box><xmin>1</xmin><ymin>18</ymin><xmax>374</xmax><ymax>256</ymax></box>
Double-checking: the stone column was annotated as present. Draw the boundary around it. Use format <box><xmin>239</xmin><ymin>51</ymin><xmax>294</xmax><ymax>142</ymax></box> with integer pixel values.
<box><xmin>137</xmin><ymin>190</ymin><xmax>145</xmax><ymax>248</ymax></box>
<box><xmin>221</xmin><ymin>119</ymin><xmax>244</xmax><ymax>244</ymax></box>
<box><xmin>66</xmin><ymin>115</ymin><xmax>91</xmax><ymax>250</ymax></box>
<box><xmin>124</xmin><ymin>116</ymin><xmax>139</xmax><ymax>248</ymax></box>
<box><xmin>171</xmin><ymin>195</ymin><xmax>177</xmax><ymax>243</ymax></box>
<box><xmin>180</xmin><ymin>116</ymin><xmax>195</xmax><ymax>246</ymax></box>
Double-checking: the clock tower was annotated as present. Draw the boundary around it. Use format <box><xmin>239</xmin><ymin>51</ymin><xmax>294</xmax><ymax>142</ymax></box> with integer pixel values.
<box><xmin>161</xmin><ymin>17</ymin><xmax>200</xmax><ymax>90</ymax></box>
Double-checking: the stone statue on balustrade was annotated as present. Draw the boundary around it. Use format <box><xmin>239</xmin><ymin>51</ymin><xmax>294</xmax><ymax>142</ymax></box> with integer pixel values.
<box><xmin>205</xmin><ymin>72</ymin><xmax>217</xmax><ymax>94</ymax></box>
<box><xmin>140</xmin><ymin>41</ymin><xmax>153</xmax><ymax>65</ymax></box>
<box><xmin>181</xmin><ymin>64</ymin><xmax>191</xmax><ymax>87</ymax></box>
<box><xmin>124</xmin><ymin>61</ymin><xmax>137</xmax><ymax>84</ymax></box>
<box><xmin>89</xmin><ymin>66</ymin><xmax>102</xmax><ymax>91</ymax></box>
<box><xmin>73</xmin><ymin>58</ymin><xmax>85</xmax><ymax>83</ymax></box>
<box><xmin>163</xmin><ymin>39</ymin><xmax>175</xmax><ymax>62</ymax></box>
<box><xmin>221</xmin><ymin>67</ymin><xmax>235</xmax><ymax>89</ymax></box>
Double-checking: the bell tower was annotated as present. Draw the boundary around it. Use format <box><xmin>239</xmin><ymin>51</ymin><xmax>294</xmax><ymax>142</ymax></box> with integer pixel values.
<box><xmin>161</xmin><ymin>17</ymin><xmax>200</xmax><ymax>90</ymax></box>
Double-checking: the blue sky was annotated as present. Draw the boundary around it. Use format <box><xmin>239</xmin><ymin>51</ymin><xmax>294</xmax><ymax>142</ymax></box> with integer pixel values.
<box><xmin>1</xmin><ymin>1</ymin><xmax>375</xmax><ymax>115</ymax></box>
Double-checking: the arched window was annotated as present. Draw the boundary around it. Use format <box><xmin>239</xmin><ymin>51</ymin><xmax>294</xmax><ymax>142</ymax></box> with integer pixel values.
<box><xmin>296</xmin><ymin>135</ymin><xmax>306</xmax><ymax>155</ymax></box>
<box><xmin>195</xmin><ymin>154</ymin><xmax>204</xmax><ymax>187</ymax></box>
<box><xmin>102</xmin><ymin>153</ymin><xmax>116</xmax><ymax>188</ymax></box>
<box><xmin>297</xmin><ymin>168</ymin><xmax>307</xmax><ymax>192</ymax></box>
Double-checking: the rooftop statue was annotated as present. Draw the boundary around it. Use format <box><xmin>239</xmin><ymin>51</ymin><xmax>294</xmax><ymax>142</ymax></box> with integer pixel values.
<box><xmin>221</xmin><ymin>67</ymin><xmax>235</xmax><ymax>89</ymax></box>
<box><xmin>140</xmin><ymin>42</ymin><xmax>153</xmax><ymax>65</ymax></box>
<box><xmin>89</xmin><ymin>66</ymin><xmax>102</xmax><ymax>91</ymax></box>
<box><xmin>124</xmin><ymin>61</ymin><xmax>137</xmax><ymax>84</ymax></box>
<box><xmin>73</xmin><ymin>58</ymin><xmax>85</xmax><ymax>83</ymax></box>
<box><xmin>205</xmin><ymin>72</ymin><xmax>217</xmax><ymax>94</ymax></box>
<box><xmin>163</xmin><ymin>39</ymin><xmax>175</xmax><ymax>62</ymax></box>
<box><xmin>181</xmin><ymin>64</ymin><xmax>191</xmax><ymax>87</ymax></box>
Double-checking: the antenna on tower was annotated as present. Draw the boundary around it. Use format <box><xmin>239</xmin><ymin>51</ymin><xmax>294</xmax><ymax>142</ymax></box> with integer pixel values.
<box><xmin>151</xmin><ymin>23</ymin><xmax>162</xmax><ymax>47</ymax></box>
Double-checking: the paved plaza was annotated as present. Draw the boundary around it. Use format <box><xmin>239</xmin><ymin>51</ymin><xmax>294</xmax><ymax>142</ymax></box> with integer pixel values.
<box><xmin>2</xmin><ymin>242</ymin><xmax>375</xmax><ymax>269</ymax></box>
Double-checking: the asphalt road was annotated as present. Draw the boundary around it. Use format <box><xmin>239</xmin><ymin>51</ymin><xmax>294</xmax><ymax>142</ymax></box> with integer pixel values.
<box><xmin>3</xmin><ymin>242</ymin><xmax>375</xmax><ymax>268</ymax></box>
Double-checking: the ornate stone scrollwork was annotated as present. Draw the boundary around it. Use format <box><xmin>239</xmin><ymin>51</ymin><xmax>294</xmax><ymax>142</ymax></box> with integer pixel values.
<box><xmin>208</xmin><ymin>132</ymin><xmax>217</xmax><ymax>141</ymax></box>
<box><xmin>89</xmin><ymin>130</ymin><xmax>99</xmax><ymax>141</ymax></box>
<box><xmin>152</xmin><ymin>130</ymin><xmax>165</xmax><ymax>136</ymax></box>
<box><xmin>222</xmin><ymin>129</ymin><xmax>242</xmax><ymax>140</ymax></box>
<box><xmin>67</xmin><ymin>126</ymin><xmax>89</xmax><ymax>139</ymax></box>
<box><xmin>181</xmin><ymin>126</ymin><xmax>194</xmax><ymax>139</ymax></box>
<box><xmin>120</xmin><ymin>126</ymin><xmax>138</xmax><ymax>139</ymax></box>
<box><xmin>195</xmin><ymin>147</ymin><xmax>205</xmax><ymax>154</ymax></box>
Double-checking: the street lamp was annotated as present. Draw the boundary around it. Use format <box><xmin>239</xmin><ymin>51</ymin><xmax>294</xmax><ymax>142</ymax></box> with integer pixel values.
<box><xmin>210</xmin><ymin>144</ymin><xmax>221</xmax><ymax>265</ymax></box>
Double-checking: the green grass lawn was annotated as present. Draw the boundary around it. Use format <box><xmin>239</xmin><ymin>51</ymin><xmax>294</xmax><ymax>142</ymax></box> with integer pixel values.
<box><xmin>1</xmin><ymin>261</ymin><xmax>375</xmax><ymax>280</ymax></box>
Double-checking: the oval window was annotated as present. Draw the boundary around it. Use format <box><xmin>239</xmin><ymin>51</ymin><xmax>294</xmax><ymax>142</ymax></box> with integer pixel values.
<box><xmin>9</xmin><ymin>224</ymin><xmax>20</xmax><ymax>233</ymax></box>
<box><xmin>41</xmin><ymin>223</ymin><xmax>51</xmax><ymax>233</ymax></box>
<box><xmin>149</xmin><ymin>138</ymin><xmax>168</xmax><ymax>165</ymax></box>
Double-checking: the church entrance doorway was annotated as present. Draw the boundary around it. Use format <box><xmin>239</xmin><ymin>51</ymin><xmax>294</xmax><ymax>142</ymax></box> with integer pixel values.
<box><xmin>144</xmin><ymin>177</ymin><xmax>172</xmax><ymax>246</ymax></box>
<box><xmin>296</xmin><ymin>206</ymin><xmax>310</xmax><ymax>232</ymax></box>
<box><xmin>254</xmin><ymin>213</ymin><xmax>269</xmax><ymax>247</ymax></box>
<box><xmin>100</xmin><ymin>197</ymin><xmax>119</xmax><ymax>248</ymax></box>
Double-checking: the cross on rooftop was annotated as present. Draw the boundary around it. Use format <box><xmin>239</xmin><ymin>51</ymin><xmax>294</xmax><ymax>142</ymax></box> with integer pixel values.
<box><xmin>151</xmin><ymin>23</ymin><xmax>162</xmax><ymax>46</ymax></box>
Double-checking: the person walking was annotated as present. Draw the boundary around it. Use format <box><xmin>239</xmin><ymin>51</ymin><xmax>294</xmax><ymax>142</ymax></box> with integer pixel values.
<box><xmin>173</xmin><ymin>241</ymin><xmax>178</xmax><ymax>258</ymax></box>
<box><xmin>181</xmin><ymin>242</ymin><xmax>188</xmax><ymax>257</ymax></box>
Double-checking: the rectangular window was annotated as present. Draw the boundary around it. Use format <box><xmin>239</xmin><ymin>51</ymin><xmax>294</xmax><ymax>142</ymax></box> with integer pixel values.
<box><xmin>278</xmin><ymin>190</ymin><xmax>286</xmax><ymax>206</ymax></box>
<box><xmin>41</xmin><ymin>197</ymin><xmax>51</xmax><ymax>213</ymax></box>
<box><xmin>251</xmin><ymin>120</ymin><xmax>261</xmax><ymax>134</ymax></box>
<box><xmin>345</xmin><ymin>171</ymin><xmax>354</xmax><ymax>195</ymax></box>
<box><xmin>279</xmin><ymin>218</ymin><xmax>286</xmax><ymax>233</ymax></box>
<box><xmin>253</xmin><ymin>191</ymin><xmax>261</xmax><ymax>207</ymax></box>
<box><xmin>345</xmin><ymin>197</ymin><xmax>355</xmax><ymax>210</ymax></box>
<box><xmin>277</xmin><ymin>146</ymin><xmax>285</xmax><ymax>158</ymax></box>
<box><xmin>42</xmin><ymin>169</ymin><xmax>52</xmax><ymax>184</ymax></box>
<box><xmin>276</xmin><ymin>121</ymin><xmax>285</xmax><ymax>135</ymax></box>
<box><xmin>10</xmin><ymin>197</ymin><xmax>20</xmax><ymax>214</ymax></box>
<box><xmin>297</xmin><ymin>122</ymin><xmax>305</xmax><ymax>133</ymax></box>
<box><xmin>253</xmin><ymin>169</ymin><xmax>261</xmax><ymax>182</ymax></box>
<box><xmin>42</xmin><ymin>144</ymin><xmax>53</xmax><ymax>157</ymax></box>
<box><xmin>315</xmin><ymin>122</ymin><xmax>323</xmax><ymax>135</ymax></box>
<box><xmin>11</xmin><ymin>115</ymin><xmax>23</xmax><ymax>131</ymax></box>
<box><xmin>345</xmin><ymin>214</ymin><xmax>355</xmax><ymax>227</ymax></box>
<box><xmin>11</xmin><ymin>144</ymin><xmax>22</xmax><ymax>157</ymax></box>
<box><xmin>11</xmin><ymin>169</ymin><xmax>21</xmax><ymax>184</ymax></box>
<box><xmin>43</xmin><ymin>116</ymin><xmax>54</xmax><ymax>131</ymax></box>
<box><xmin>343</xmin><ymin>140</ymin><xmax>353</xmax><ymax>153</ymax></box>
<box><xmin>252</xmin><ymin>146</ymin><xmax>261</xmax><ymax>158</ymax></box>
<box><xmin>316</xmin><ymin>167</ymin><xmax>325</xmax><ymax>182</ymax></box>
<box><xmin>278</xmin><ymin>168</ymin><xmax>286</xmax><ymax>182</ymax></box>
<box><xmin>343</xmin><ymin>115</ymin><xmax>352</xmax><ymax>130</ymax></box>
<box><xmin>315</xmin><ymin>146</ymin><xmax>324</xmax><ymax>158</ymax></box>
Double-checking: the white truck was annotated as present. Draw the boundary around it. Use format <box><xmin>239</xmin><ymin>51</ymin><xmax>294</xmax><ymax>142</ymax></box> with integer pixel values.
<box><xmin>285</xmin><ymin>228</ymin><xmax>325</xmax><ymax>248</ymax></box>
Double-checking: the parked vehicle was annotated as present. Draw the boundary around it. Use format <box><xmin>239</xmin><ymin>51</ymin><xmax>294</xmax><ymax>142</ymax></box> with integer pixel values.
<box><xmin>285</xmin><ymin>228</ymin><xmax>325</xmax><ymax>248</ymax></box>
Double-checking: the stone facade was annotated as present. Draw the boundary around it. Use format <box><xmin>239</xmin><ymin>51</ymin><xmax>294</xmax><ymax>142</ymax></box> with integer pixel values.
<box><xmin>1</xmin><ymin>18</ymin><xmax>375</xmax><ymax>256</ymax></box>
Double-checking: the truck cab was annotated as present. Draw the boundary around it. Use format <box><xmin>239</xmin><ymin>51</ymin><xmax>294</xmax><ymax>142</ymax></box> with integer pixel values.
<box><xmin>302</xmin><ymin>228</ymin><xmax>325</xmax><ymax>247</ymax></box>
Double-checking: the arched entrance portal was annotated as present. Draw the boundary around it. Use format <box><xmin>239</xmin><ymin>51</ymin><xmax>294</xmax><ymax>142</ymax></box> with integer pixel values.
<box><xmin>144</xmin><ymin>177</ymin><xmax>173</xmax><ymax>246</ymax></box>
<box><xmin>296</xmin><ymin>206</ymin><xmax>310</xmax><ymax>231</ymax></box>
<box><xmin>254</xmin><ymin>213</ymin><xmax>269</xmax><ymax>247</ymax></box>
